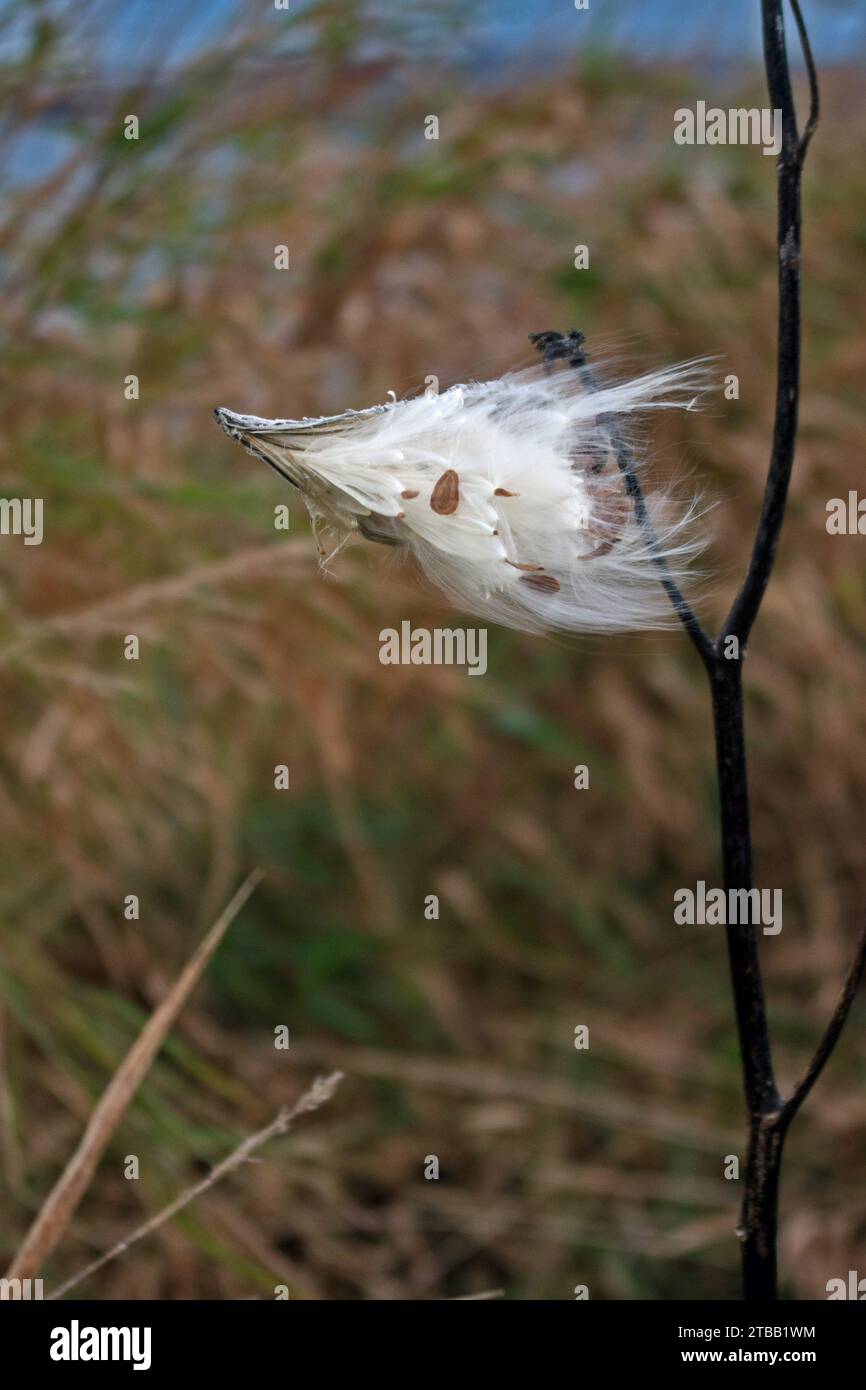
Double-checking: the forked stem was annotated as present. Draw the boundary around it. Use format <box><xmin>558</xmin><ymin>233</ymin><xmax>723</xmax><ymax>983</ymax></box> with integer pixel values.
<box><xmin>529</xmin><ymin>3</ymin><xmax>865</xmax><ymax>1302</ymax></box>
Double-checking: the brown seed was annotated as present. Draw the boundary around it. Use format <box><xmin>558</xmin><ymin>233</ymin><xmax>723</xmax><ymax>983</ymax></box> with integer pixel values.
<box><xmin>520</xmin><ymin>573</ymin><xmax>561</xmax><ymax>593</ymax></box>
<box><xmin>578</xmin><ymin>542</ymin><xmax>615</xmax><ymax>560</ymax></box>
<box><xmin>401</xmin><ymin>489</ymin><xmax>419</xmax><ymax>499</ymax></box>
<box><xmin>430</xmin><ymin>469</ymin><xmax>460</xmax><ymax>515</ymax></box>
<box><xmin>494</xmin><ymin>487</ymin><xmax>518</xmax><ymax>497</ymax></box>
<box><xmin>506</xmin><ymin>560</ymin><xmax>545</xmax><ymax>571</ymax></box>
<box><xmin>585</xmin><ymin>484</ymin><xmax>631</xmax><ymax>541</ymax></box>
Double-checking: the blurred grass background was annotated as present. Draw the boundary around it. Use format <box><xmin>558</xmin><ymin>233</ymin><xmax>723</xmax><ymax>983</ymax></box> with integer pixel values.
<box><xmin>0</xmin><ymin>0</ymin><xmax>865</xmax><ymax>1299</ymax></box>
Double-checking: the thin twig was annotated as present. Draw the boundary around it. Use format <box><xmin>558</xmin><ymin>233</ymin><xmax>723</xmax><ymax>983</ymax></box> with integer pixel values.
<box><xmin>710</xmin><ymin>0</ymin><xmax>815</xmax><ymax>1300</ymax></box>
<box><xmin>529</xmin><ymin>329</ymin><xmax>715</xmax><ymax>666</ymax></box>
<box><xmin>5</xmin><ymin>869</ymin><xmax>264</xmax><ymax>1282</ymax></box>
<box><xmin>721</xmin><ymin>0</ymin><xmax>806</xmax><ymax>649</ymax></box>
<box><xmin>532</xmin><ymin>0</ymin><xmax>862</xmax><ymax>1303</ymax></box>
<box><xmin>48</xmin><ymin>1071</ymin><xmax>343</xmax><ymax>1300</ymax></box>
<box><xmin>787</xmin><ymin>0</ymin><xmax>819</xmax><ymax>158</ymax></box>
<box><xmin>0</xmin><ymin>541</ymin><xmax>309</xmax><ymax>669</ymax></box>
<box><xmin>782</xmin><ymin>925</ymin><xmax>866</xmax><ymax>1124</ymax></box>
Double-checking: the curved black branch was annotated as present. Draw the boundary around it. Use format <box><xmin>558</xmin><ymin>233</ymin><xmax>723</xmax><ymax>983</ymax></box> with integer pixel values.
<box><xmin>782</xmin><ymin>924</ymin><xmax>866</xmax><ymax>1125</ymax></box>
<box><xmin>721</xmin><ymin>0</ymin><xmax>810</xmax><ymax>649</ymax></box>
<box><xmin>528</xmin><ymin>329</ymin><xmax>715</xmax><ymax>666</ymax></box>
<box><xmin>738</xmin><ymin>920</ymin><xmax>866</xmax><ymax>1302</ymax></box>
<box><xmin>535</xmin><ymin>0</ymin><xmax>855</xmax><ymax>1304</ymax></box>
<box><xmin>788</xmin><ymin>0</ymin><xmax>819</xmax><ymax>158</ymax></box>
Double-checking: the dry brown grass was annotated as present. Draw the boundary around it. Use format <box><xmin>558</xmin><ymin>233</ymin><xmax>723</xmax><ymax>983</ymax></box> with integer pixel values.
<box><xmin>0</xmin><ymin>3</ymin><xmax>864</xmax><ymax>1299</ymax></box>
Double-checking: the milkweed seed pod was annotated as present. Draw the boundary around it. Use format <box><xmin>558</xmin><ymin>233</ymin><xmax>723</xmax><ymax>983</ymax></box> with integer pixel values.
<box><xmin>215</xmin><ymin>360</ymin><xmax>704</xmax><ymax>635</ymax></box>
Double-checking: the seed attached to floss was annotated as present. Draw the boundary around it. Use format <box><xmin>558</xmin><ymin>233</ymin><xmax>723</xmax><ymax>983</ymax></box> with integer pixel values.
<box><xmin>520</xmin><ymin>573</ymin><xmax>561</xmax><ymax>593</ymax></box>
<box><xmin>215</xmin><ymin>356</ymin><xmax>706</xmax><ymax>635</ymax></box>
<box><xmin>430</xmin><ymin>469</ymin><xmax>460</xmax><ymax>515</ymax></box>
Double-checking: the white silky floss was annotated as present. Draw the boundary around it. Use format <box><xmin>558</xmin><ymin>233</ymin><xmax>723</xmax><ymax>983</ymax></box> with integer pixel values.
<box><xmin>215</xmin><ymin>361</ymin><xmax>705</xmax><ymax>635</ymax></box>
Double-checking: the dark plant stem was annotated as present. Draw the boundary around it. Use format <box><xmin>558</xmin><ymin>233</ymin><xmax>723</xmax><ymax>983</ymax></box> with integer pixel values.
<box><xmin>709</xmin><ymin>658</ymin><xmax>784</xmax><ymax>1300</ymax></box>
<box><xmin>708</xmin><ymin>662</ymin><xmax>777</xmax><ymax>1118</ymax></box>
<box><xmin>532</xmin><ymin>0</ymin><xmax>866</xmax><ymax>1302</ymax></box>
